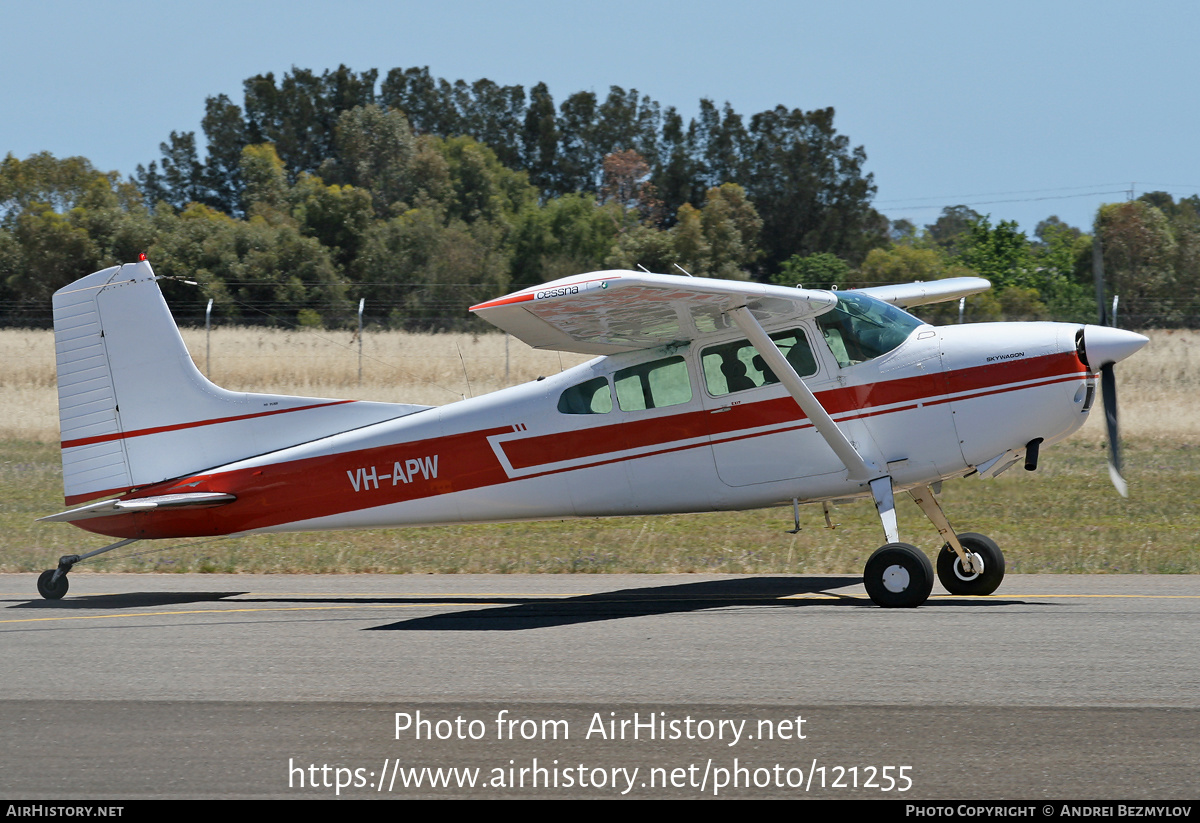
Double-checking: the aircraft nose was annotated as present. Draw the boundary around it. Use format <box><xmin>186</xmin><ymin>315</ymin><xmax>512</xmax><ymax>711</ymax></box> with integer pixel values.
<box><xmin>1080</xmin><ymin>325</ymin><xmax>1149</xmax><ymax>368</ymax></box>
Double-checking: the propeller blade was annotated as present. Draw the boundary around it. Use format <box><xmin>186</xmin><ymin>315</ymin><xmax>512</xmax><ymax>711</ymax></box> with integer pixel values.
<box><xmin>1100</xmin><ymin>362</ymin><xmax>1127</xmax><ymax>497</ymax></box>
<box><xmin>1079</xmin><ymin>325</ymin><xmax>1147</xmax><ymax>497</ymax></box>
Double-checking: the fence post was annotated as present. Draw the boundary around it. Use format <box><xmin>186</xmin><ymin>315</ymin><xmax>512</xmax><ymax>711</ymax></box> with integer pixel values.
<box><xmin>205</xmin><ymin>298</ymin><xmax>213</xmax><ymax>376</ymax></box>
<box><xmin>358</xmin><ymin>298</ymin><xmax>365</xmax><ymax>386</ymax></box>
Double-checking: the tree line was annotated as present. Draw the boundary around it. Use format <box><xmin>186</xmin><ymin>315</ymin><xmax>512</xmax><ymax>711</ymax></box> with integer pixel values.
<box><xmin>2</xmin><ymin>64</ymin><xmax>1197</xmax><ymax>329</ymax></box>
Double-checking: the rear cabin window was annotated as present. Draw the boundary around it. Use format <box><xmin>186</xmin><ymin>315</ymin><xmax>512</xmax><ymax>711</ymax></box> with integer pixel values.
<box><xmin>614</xmin><ymin>356</ymin><xmax>692</xmax><ymax>411</ymax></box>
<box><xmin>701</xmin><ymin>329</ymin><xmax>817</xmax><ymax>396</ymax></box>
<box><xmin>557</xmin><ymin>376</ymin><xmax>613</xmax><ymax>414</ymax></box>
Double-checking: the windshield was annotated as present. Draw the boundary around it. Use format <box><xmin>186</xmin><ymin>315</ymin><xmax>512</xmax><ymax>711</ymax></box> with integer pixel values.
<box><xmin>815</xmin><ymin>292</ymin><xmax>923</xmax><ymax>367</ymax></box>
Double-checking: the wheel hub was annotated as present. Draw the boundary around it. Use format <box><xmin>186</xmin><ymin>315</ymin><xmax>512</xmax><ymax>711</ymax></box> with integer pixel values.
<box><xmin>882</xmin><ymin>564</ymin><xmax>911</xmax><ymax>593</ymax></box>
<box><xmin>953</xmin><ymin>552</ymin><xmax>984</xmax><ymax>580</ymax></box>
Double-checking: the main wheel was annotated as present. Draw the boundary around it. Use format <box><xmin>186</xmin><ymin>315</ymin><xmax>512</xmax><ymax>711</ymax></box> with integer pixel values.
<box><xmin>37</xmin><ymin>569</ymin><xmax>69</xmax><ymax>600</ymax></box>
<box><xmin>864</xmin><ymin>543</ymin><xmax>933</xmax><ymax>608</ymax></box>
<box><xmin>936</xmin><ymin>532</ymin><xmax>1004</xmax><ymax>596</ymax></box>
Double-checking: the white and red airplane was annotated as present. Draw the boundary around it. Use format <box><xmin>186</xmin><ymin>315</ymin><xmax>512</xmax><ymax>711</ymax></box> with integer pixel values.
<box><xmin>35</xmin><ymin>259</ymin><xmax>1147</xmax><ymax>606</ymax></box>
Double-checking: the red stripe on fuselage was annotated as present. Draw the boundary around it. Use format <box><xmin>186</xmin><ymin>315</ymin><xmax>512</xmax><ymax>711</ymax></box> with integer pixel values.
<box><xmin>75</xmin><ymin>426</ymin><xmax>514</xmax><ymax>539</ymax></box>
<box><xmin>72</xmin><ymin>352</ymin><xmax>1086</xmax><ymax>539</ymax></box>
<box><xmin>499</xmin><ymin>352</ymin><xmax>1084</xmax><ymax>471</ymax></box>
<box><xmin>60</xmin><ymin>400</ymin><xmax>357</xmax><ymax>450</ymax></box>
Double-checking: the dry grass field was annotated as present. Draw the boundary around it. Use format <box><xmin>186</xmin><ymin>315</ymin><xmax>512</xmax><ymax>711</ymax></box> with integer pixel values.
<box><xmin>1</xmin><ymin>326</ymin><xmax>1196</xmax><ymax>443</ymax></box>
<box><xmin>1</xmin><ymin>326</ymin><xmax>1197</xmax><ymax>575</ymax></box>
<box><xmin>0</xmin><ymin>326</ymin><xmax>595</xmax><ymax>442</ymax></box>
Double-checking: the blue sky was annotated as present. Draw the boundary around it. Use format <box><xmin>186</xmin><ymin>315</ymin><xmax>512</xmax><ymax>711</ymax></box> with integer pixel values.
<box><xmin>3</xmin><ymin>0</ymin><xmax>1198</xmax><ymax>236</ymax></box>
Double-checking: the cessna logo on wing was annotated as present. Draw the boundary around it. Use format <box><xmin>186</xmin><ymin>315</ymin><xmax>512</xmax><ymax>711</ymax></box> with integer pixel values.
<box><xmin>534</xmin><ymin>285</ymin><xmax>580</xmax><ymax>300</ymax></box>
<box><xmin>347</xmin><ymin>456</ymin><xmax>439</xmax><ymax>491</ymax></box>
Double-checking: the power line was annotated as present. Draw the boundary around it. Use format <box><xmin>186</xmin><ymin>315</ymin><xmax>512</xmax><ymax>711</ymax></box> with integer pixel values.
<box><xmin>878</xmin><ymin>190</ymin><xmax>1129</xmax><ymax>212</ymax></box>
<box><xmin>874</xmin><ymin>183</ymin><xmax>1132</xmax><ymax>206</ymax></box>
<box><xmin>877</xmin><ymin>182</ymin><xmax>1200</xmax><ymax>214</ymax></box>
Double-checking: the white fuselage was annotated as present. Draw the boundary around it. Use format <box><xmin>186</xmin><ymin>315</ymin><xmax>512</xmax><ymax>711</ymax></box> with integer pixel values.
<box><xmin>75</xmin><ymin>318</ymin><xmax>1092</xmax><ymax>541</ymax></box>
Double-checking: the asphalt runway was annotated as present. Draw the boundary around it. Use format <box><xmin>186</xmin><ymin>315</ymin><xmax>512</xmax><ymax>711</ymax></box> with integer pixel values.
<box><xmin>1</xmin><ymin>572</ymin><xmax>1197</xmax><ymax>799</ymax></box>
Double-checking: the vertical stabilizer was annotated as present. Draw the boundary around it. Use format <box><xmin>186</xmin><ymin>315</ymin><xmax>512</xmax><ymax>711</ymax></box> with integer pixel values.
<box><xmin>52</xmin><ymin>261</ymin><xmax>426</xmax><ymax>504</ymax></box>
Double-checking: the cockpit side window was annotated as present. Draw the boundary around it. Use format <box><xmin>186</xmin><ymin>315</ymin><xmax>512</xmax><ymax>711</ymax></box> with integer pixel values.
<box><xmin>701</xmin><ymin>328</ymin><xmax>817</xmax><ymax>396</ymax></box>
<box><xmin>614</xmin><ymin>355</ymin><xmax>692</xmax><ymax>411</ymax></box>
<box><xmin>815</xmin><ymin>292</ymin><xmax>922</xmax><ymax>367</ymax></box>
<box><xmin>557</xmin><ymin>376</ymin><xmax>613</xmax><ymax>414</ymax></box>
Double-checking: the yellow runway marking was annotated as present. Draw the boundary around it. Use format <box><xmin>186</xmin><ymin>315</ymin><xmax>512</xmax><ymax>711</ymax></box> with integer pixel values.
<box><xmin>929</xmin><ymin>593</ymin><xmax>1200</xmax><ymax>599</ymax></box>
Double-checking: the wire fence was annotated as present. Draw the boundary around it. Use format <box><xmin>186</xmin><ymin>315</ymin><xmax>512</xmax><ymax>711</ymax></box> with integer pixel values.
<box><xmin>2</xmin><ymin>289</ymin><xmax>1197</xmax><ymax>330</ymax></box>
<box><xmin>0</xmin><ymin>297</ymin><xmax>497</xmax><ymax>332</ymax></box>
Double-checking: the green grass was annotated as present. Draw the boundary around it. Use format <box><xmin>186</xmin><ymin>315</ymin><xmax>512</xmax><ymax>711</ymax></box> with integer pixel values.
<box><xmin>3</xmin><ymin>438</ymin><xmax>1197</xmax><ymax>575</ymax></box>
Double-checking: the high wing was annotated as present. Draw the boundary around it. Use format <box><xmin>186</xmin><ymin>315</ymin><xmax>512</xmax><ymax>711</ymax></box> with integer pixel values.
<box><xmin>857</xmin><ymin>276</ymin><xmax>990</xmax><ymax>308</ymax></box>
<box><xmin>469</xmin><ymin>270</ymin><xmax>839</xmax><ymax>354</ymax></box>
<box><xmin>472</xmin><ymin>269</ymin><xmax>989</xmax><ymax>549</ymax></box>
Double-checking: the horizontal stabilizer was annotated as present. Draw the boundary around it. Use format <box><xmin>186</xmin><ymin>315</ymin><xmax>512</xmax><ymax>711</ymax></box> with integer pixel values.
<box><xmin>38</xmin><ymin>492</ymin><xmax>236</xmax><ymax>523</ymax></box>
<box><xmin>471</xmin><ymin>270</ymin><xmax>838</xmax><ymax>354</ymax></box>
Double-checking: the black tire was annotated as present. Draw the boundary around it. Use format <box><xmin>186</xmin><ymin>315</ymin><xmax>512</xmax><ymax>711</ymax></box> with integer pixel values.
<box><xmin>936</xmin><ymin>532</ymin><xmax>1005</xmax><ymax>596</ymax></box>
<box><xmin>37</xmin><ymin>569</ymin><xmax>69</xmax><ymax>600</ymax></box>
<box><xmin>863</xmin><ymin>543</ymin><xmax>933</xmax><ymax>608</ymax></box>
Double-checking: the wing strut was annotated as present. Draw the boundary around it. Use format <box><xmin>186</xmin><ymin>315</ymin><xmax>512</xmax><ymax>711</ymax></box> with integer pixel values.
<box><xmin>727</xmin><ymin>306</ymin><xmax>900</xmax><ymax>542</ymax></box>
<box><xmin>727</xmin><ymin>307</ymin><xmax>880</xmax><ymax>483</ymax></box>
<box><xmin>720</xmin><ymin>305</ymin><xmax>902</xmax><ymax>544</ymax></box>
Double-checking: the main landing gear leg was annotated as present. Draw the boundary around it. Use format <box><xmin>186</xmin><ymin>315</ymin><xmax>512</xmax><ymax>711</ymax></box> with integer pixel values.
<box><xmin>37</xmin><ymin>538</ymin><xmax>139</xmax><ymax>600</ymax></box>
<box><xmin>908</xmin><ymin>485</ymin><xmax>1005</xmax><ymax>596</ymax></box>
<box><xmin>863</xmin><ymin>476</ymin><xmax>933</xmax><ymax>608</ymax></box>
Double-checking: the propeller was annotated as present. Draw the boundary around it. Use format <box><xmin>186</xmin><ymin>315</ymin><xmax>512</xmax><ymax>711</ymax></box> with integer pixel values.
<box><xmin>1100</xmin><ymin>360</ymin><xmax>1125</xmax><ymax>495</ymax></box>
<box><xmin>1077</xmin><ymin>325</ymin><xmax>1146</xmax><ymax>495</ymax></box>
<box><xmin>1093</xmin><ymin>236</ymin><xmax>1118</xmax><ymax>495</ymax></box>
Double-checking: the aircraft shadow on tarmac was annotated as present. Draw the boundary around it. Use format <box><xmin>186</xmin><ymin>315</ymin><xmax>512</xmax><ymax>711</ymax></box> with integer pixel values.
<box><xmin>9</xmin><ymin>592</ymin><xmax>250</xmax><ymax>609</ymax></box>
<box><xmin>367</xmin><ymin>576</ymin><xmax>1024</xmax><ymax>631</ymax></box>
<box><xmin>4</xmin><ymin>578</ymin><xmax>1027</xmax><ymax>626</ymax></box>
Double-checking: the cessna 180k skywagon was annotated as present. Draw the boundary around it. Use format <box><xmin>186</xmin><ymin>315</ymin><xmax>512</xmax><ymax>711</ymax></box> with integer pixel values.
<box><xmin>35</xmin><ymin>260</ymin><xmax>1147</xmax><ymax>606</ymax></box>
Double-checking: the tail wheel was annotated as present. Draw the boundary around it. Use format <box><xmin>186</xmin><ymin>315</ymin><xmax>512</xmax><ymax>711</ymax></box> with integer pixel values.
<box><xmin>864</xmin><ymin>543</ymin><xmax>933</xmax><ymax>608</ymax></box>
<box><xmin>936</xmin><ymin>532</ymin><xmax>1005</xmax><ymax>596</ymax></box>
<box><xmin>37</xmin><ymin>569</ymin><xmax>69</xmax><ymax>600</ymax></box>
